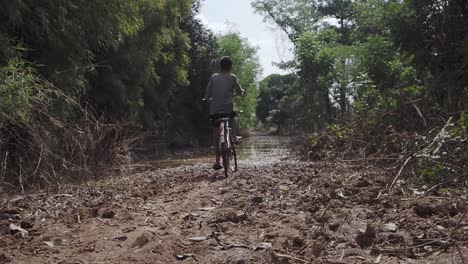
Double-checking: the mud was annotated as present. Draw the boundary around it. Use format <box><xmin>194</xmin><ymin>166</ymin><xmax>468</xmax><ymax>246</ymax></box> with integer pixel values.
<box><xmin>0</xmin><ymin>137</ymin><xmax>467</xmax><ymax>263</ymax></box>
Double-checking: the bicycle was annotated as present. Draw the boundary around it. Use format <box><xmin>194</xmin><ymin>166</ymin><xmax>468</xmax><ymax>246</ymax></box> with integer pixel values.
<box><xmin>214</xmin><ymin>115</ymin><xmax>238</xmax><ymax>177</ymax></box>
<box><xmin>203</xmin><ymin>98</ymin><xmax>239</xmax><ymax>177</ymax></box>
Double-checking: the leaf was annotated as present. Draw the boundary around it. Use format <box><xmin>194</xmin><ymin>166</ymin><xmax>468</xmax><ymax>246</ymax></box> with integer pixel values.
<box><xmin>380</xmin><ymin>223</ymin><xmax>397</xmax><ymax>232</ymax></box>
<box><xmin>44</xmin><ymin>241</ymin><xmax>54</xmax><ymax>247</ymax></box>
<box><xmin>176</xmin><ymin>254</ymin><xmax>195</xmax><ymax>260</ymax></box>
<box><xmin>336</xmin><ymin>190</ymin><xmax>347</xmax><ymax>199</ymax></box>
<box><xmin>198</xmin><ymin>207</ymin><xmax>216</xmax><ymax>211</ymax></box>
<box><xmin>187</xmin><ymin>236</ymin><xmax>209</xmax><ymax>242</ymax></box>
<box><xmin>255</xmin><ymin>242</ymin><xmax>273</xmax><ymax>251</ymax></box>
<box><xmin>9</xmin><ymin>223</ymin><xmax>28</xmax><ymax>237</ymax></box>
<box><xmin>375</xmin><ymin>254</ymin><xmax>382</xmax><ymax>263</ymax></box>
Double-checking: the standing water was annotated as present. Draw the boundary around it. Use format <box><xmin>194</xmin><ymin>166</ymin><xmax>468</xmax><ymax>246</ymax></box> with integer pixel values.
<box><xmin>146</xmin><ymin>135</ymin><xmax>294</xmax><ymax>169</ymax></box>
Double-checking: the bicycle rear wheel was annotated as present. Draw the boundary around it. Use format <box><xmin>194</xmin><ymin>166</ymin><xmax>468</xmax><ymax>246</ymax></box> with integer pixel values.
<box><xmin>222</xmin><ymin>145</ymin><xmax>230</xmax><ymax>177</ymax></box>
<box><xmin>230</xmin><ymin>143</ymin><xmax>237</xmax><ymax>172</ymax></box>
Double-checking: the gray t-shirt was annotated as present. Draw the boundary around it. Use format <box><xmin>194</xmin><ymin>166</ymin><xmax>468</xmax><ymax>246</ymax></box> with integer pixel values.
<box><xmin>205</xmin><ymin>73</ymin><xmax>243</xmax><ymax>115</ymax></box>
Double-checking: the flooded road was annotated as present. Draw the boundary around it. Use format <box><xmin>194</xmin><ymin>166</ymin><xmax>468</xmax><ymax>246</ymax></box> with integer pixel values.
<box><xmin>146</xmin><ymin>135</ymin><xmax>294</xmax><ymax>169</ymax></box>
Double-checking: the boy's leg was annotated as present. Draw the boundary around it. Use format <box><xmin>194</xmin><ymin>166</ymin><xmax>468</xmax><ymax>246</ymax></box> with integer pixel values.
<box><xmin>213</xmin><ymin>126</ymin><xmax>221</xmax><ymax>166</ymax></box>
<box><xmin>214</xmin><ymin>126</ymin><xmax>221</xmax><ymax>165</ymax></box>
<box><xmin>231</xmin><ymin>115</ymin><xmax>240</xmax><ymax>143</ymax></box>
<box><xmin>232</xmin><ymin>117</ymin><xmax>237</xmax><ymax>139</ymax></box>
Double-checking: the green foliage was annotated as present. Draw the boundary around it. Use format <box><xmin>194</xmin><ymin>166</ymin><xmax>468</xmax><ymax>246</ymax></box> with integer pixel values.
<box><xmin>0</xmin><ymin>0</ymin><xmax>195</xmax><ymax>130</ymax></box>
<box><xmin>454</xmin><ymin>113</ymin><xmax>468</xmax><ymax>138</ymax></box>
<box><xmin>252</xmin><ymin>0</ymin><xmax>321</xmax><ymax>43</ymax></box>
<box><xmin>166</xmin><ymin>5</ymin><xmax>219</xmax><ymax>146</ymax></box>
<box><xmin>217</xmin><ymin>32</ymin><xmax>262</xmax><ymax>128</ymax></box>
<box><xmin>420</xmin><ymin>164</ymin><xmax>445</xmax><ymax>185</ymax></box>
<box><xmin>0</xmin><ymin>57</ymin><xmax>45</xmax><ymax>123</ymax></box>
<box><xmin>257</xmin><ymin>74</ymin><xmax>298</xmax><ymax>131</ymax></box>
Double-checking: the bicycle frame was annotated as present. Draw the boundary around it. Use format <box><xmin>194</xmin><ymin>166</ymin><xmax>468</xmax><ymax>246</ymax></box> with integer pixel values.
<box><xmin>218</xmin><ymin>118</ymin><xmax>232</xmax><ymax>150</ymax></box>
<box><xmin>216</xmin><ymin>117</ymin><xmax>237</xmax><ymax>176</ymax></box>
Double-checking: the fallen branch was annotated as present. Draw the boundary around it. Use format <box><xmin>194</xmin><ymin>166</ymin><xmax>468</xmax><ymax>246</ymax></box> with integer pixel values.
<box><xmin>449</xmin><ymin>211</ymin><xmax>467</xmax><ymax>239</ymax></box>
<box><xmin>210</xmin><ymin>232</ymin><xmax>249</xmax><ymax>250</ymax></box>
<box><xmin>389</xmin><ymin>156</ymin><xmax>412</xmax><ymax>191</ymax></box>
<box><xmin>455</xmin><ymin>243</ymin><xmax>466</xmax><ymax>264</ymax></box>
<box><xmin>274</xmin><ymin>253</ymin><xmax>311</xmax><ymax>264</ymax></box>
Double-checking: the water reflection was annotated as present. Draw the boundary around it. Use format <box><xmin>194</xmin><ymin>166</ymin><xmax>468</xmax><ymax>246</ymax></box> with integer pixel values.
<box><xmin>237</xmin><ymin>136</ymin><xmax>293</xmax><ymax>165</ymax></box>
<box><xmin>145</xmin><ymin>135</ymin><xmax>294</xmax><ymax>169</ymax></box>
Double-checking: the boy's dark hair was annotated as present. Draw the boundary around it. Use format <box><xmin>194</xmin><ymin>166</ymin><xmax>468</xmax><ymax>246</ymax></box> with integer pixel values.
<box><xmin>219</xmin><ymin>56</ymin><xmax>233</xmax><ymax>71</ymax></box>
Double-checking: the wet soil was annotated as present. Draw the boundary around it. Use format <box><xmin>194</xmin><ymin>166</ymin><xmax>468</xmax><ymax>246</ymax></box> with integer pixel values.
<box><xmin>0</xmin><ymin>136</ymin><xmax>467</xmax><ymax>263</ymax></box>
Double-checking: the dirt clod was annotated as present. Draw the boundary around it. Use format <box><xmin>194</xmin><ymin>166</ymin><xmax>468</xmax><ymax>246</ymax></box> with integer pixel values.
<box><xmin>414</xmin><ymin>204</ymin><xmax>436</xmax><ymax>218</ymax></box>
<box><xmin>252</xmin><ymin>196</ymin><xmax>264</xmax><ymax>204</ymax></box>
<box><xmin>132</xmin><ymin>233</ymin><xmax>149</xmax><ymax>248</ymax></box>
<box><xmin>101</xmin><ymin>210</ymin><xmax>116</xmax><ymax>219</ymax></box>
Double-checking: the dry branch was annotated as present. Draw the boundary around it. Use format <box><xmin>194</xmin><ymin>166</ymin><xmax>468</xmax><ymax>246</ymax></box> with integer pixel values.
<box><xmin>389</xmin><ymin>156</ymin><xmax>413</xmax><ymax>191</ymax></box>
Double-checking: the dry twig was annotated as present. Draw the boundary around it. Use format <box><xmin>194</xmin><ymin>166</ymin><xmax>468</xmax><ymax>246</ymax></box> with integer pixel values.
<box><xmin>389</xmin><ymin>156</ymin><xmax>413</xmax><ymax>191</ymax></box>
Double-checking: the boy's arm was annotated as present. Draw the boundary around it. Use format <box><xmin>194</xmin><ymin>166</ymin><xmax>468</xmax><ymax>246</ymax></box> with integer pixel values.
<box><xmin>233</xmin><ymin>75</ymin><xmax>245</xmax><ymax>96</ymax></box>
<box><xmin>205</xmin><ymin>76</ymin><xmax>213</xmax><ymax>100</ymax></box>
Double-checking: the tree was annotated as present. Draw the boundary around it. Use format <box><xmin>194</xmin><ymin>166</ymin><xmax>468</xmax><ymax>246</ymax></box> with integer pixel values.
<box><xmin>388</xmin><ymin>0</ymin><xmax>468</xmax><ymax>113</ymax></box>
<box><xmin>167</xmin><ymin>0</ymin><xmax>219</xmax><ymax>146</ymax></box>
<box><xmin>257</xmin><ymin>74</ymin><xmax>298</xmax><ymax>131</ymax></box>
<box><xmin>252</xmin><ymin>0</ymin><xmax>321</xmax><ymax>44</ymax></box>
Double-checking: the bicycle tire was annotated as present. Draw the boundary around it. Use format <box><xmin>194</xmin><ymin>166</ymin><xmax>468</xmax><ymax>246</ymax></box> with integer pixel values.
<box><xmin>222</xmin><ymin>145</ymin><xmax>230</xmax><ymax>177</ymax></box>
<box><xmin>231</xmin><ymin>146</ymin><xmax>237</xmax><ymax>172</ymax></box>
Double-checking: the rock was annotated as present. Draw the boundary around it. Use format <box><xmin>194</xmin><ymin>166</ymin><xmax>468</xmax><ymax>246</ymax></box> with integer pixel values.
<box><xmin>414</xmin><ymin>204</ymin><xmax>435</xmax><ymax>218</ymax></box>
<box><xmin>329</xmin><ymin>222</ymin><xmax>340</xmax><ymax>232</ymax></box>
<box><xmin>89</xmin><ymin>208</ymin><xmax>99</xmax><ymax>218</ymax></box>
<box><xmin>356</xmin><ymin>232</ymin><xmax>373</xmax><ymax>248</ymax></box>
<box><xmin>252</xmin><ymin>196</ymin><xmax>264</xmax><ymax>204</ymax></box>
<box><xmin>356</xmin><ymin>225</ymin><xmax>376</xmax><ymax>248</ymax></box>
<box><xmin>292</xmin><ymin>236</ymin><xmax>305</xmax><ymax>248</ymax></box>
<box><xmin>355</xmin><ymin>178</ymin><xmax>371</xmax><ymax>187</ymax></box>
<box><xmin>102</xmin><ymin>210</ymin><xmax>115</xmax><ymax>219</ymax></box>
<box><xmin>114</xmin><ymin>235</ymin><xmax>128</xmax><ymax>241</ymax></box>
<box><xmin>0</xmin><ymin>253</ymin><xmax>11</xmax><ymax>263</ymax></box>
<box><xmin>20</xmin><ymin>221</ymin><xmax>33</xmax><ymax>229</ymax></box>
<box><xmin>232</xmin><ymin>257</ymin><xmax>246</xmax><ymax>264</ymax></box>
<box><xmin>365</xmin><ymin>225</ymin><xmax>377</xmax><ymax>238</ymax></box>
<box><xmin>132</xmin><ymin>233</ymin><xmax>149</xmax><ymax>248</ymax></box>
<box><xmin>388</xmin><ymin>233</ymin><xmax>405</xmax><ymax>244</ymax></box>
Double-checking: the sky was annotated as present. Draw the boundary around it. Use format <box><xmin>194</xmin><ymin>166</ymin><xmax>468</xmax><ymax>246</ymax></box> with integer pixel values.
<box><xmin>197</xmin><ymin>0</ymin><xmax>294</xmax><ymax>78</ymax></box>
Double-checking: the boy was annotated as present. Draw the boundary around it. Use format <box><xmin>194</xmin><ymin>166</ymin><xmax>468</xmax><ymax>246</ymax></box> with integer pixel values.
<box><xmin>205</xmin><ymin>56</ymin><xmax>245</xmax><ymax>170</ymax></box>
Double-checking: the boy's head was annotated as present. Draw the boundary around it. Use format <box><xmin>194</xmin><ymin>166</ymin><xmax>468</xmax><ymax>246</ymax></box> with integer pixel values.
<box><xmin>219</xmin><ymin>56</ymin><xmax>233</xmax><ymax>72</ymax></box>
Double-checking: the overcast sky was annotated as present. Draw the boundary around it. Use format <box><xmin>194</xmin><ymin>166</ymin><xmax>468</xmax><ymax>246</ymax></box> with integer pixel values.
<box><xmin>197</xmin><ymin>0</ymin><xmax>294</xmax><ymax>78</ymax></box>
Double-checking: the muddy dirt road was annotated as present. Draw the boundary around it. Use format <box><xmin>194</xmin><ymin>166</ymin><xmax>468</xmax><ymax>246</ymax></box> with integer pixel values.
<box><xmin>1</xmin><ymin>136</ymin><xmax>467</xmax><ymax>263</ymax></box>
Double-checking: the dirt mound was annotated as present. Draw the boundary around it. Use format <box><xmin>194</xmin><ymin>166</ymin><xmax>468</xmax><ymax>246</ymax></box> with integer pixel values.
<box><xmin>0</xmin><ymin>161</ymin><xmax>466</xmax><ymax>263</ymax></box>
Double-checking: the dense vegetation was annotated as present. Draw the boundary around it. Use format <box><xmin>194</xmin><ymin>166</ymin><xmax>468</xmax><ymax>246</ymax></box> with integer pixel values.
<box><xmin>0</xmin><ymin>0</ymin><xmax>261</xmax><ymax>188</ymax></box>
<box><xmin>1</xmin><ymin>0</ymin><xmax>466</xmax><ymax>190</ymax></box>
<box><xmin>253</xmin><ymin>0</ymin><xmax>467</xmax><ymax>185</ymax></box>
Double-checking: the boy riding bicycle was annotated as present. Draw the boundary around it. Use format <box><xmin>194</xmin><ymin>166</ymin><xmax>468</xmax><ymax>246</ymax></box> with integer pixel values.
<box><xmin>205</xmin><ymin>56</ymin><xmax>245</xmax><ymax>170</ymax></box>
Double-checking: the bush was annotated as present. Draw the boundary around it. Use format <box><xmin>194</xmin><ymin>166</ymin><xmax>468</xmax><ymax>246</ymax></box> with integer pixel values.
<box><xmin>0</xmin><ymin>58</ymin><xmax>134</xmax><ymax>191</ymax></box>
<box><xmin>0</xmin><ymin>57</ymin><xmax>45</xmax><ymax>123</ymax></box>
